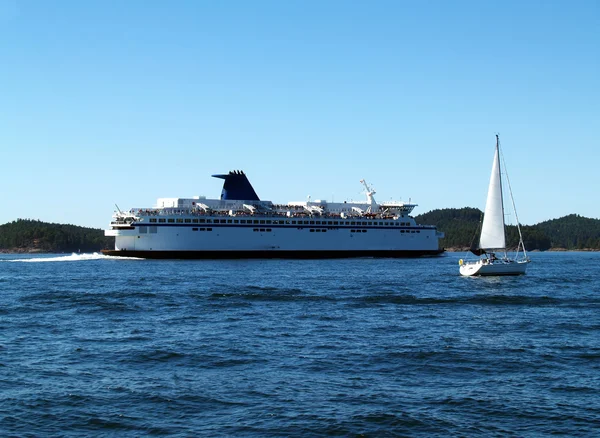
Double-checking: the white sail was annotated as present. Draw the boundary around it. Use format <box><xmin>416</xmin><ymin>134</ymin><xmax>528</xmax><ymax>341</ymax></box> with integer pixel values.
<box><xmin>479</xmin><ymin>140</ymin><xmax>506</xmax><ymax>250</ymax></box>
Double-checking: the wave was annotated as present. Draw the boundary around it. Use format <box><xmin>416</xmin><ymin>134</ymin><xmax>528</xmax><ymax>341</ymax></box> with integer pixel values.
<box><xmin>2</xmin><ymin>253</ymin><xmax>144</xmax><ymax>262</ymax></box>
<box><xmin>353</xmin><ymin>293</ymin><xmax>563</xmax><ymax>306</ymax></box>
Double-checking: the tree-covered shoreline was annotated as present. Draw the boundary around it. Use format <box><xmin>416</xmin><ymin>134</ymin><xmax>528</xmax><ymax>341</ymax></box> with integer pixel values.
<box><xmin>1</xmin><ymin>212</ymin><xmax>599</xmax><ymax>253</ymax></box>
<box><xmin>416</xmin><ymin>208</ymin><xmax>600</xmax><ymax>251</ymax></box>
<box><xmin>0</xmin><ymin>219</ymin><xmax>113</xmax><ymax>253</ymax></box>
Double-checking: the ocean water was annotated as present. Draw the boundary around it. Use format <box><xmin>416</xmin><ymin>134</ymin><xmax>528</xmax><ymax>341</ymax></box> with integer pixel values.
<box><xmin>1</xmin><ymin>252</ymin><xmax>599</xmax><ymax>437</ymax></box>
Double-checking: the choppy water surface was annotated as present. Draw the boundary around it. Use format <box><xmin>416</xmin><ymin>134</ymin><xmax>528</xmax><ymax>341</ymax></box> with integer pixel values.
<box><xmin>1</xmin><ymin>252</ymin><xmax>599</xmax><ymax>436</ymax></box>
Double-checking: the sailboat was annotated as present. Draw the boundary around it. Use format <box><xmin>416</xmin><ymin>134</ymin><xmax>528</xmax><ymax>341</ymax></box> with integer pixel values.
<box><xmin>459</xmin><ymin>135</ymin><xmax>530</xmax><ymax>276</ymax></box>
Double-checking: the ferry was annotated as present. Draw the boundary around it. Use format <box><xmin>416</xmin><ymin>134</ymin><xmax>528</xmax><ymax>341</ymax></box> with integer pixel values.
<box><xmin>102</xmin><ymin>171</ymin><xmax>445</xmax><ymax>258</ymax></box>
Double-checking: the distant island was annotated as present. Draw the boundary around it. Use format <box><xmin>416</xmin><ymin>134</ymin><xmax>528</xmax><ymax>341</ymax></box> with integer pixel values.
<box><xmin>1</xmin><ymin>210</ymin><xmax>599</xmax><ymax>253</ymax></box>
<box><xmin>0</xmin><ymin>219</ymin><xmax>113</xmax><ymax>254</ymax></box>
<box><xmin>416</xmin><ymin>208</ymin><xmax>600</xmax><ymax>251</ymax></box>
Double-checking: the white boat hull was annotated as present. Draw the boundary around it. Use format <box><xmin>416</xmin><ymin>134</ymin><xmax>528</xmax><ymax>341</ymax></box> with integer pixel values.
<box><xmin>104</xmin><ymin>220</ymin><xmax>444</xmax><ymax>258</ymax></box>
<box><xmin>459</xmin><ymin>259</ymin><xmax>528</xmax><ymax>276</ymax></box>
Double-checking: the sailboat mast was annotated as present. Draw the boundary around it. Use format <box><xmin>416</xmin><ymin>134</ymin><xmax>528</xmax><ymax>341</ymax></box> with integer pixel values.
<box><xmin>497</xmin><ymin>135</ymin><xmax>506</xmax><ymax>256</ymax></box>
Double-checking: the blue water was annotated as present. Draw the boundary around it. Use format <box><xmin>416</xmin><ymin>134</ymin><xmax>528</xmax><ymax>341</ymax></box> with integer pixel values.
<box><xmin>1</xmin><ymin>252</ymin><xmax>599</xmax><ymax>436</ymax></box>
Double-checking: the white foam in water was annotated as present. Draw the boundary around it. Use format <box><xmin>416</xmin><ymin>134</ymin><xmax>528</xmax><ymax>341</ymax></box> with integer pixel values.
<box><xmin>4</xmin><ymin>253</ymin><xmax>143</xmax><ymax>262</ymax></box>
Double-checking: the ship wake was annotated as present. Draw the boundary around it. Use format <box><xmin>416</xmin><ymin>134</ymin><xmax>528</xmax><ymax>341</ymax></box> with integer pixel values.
<box><xmin>3</xmin><ymin>253</ymin><xmax>144</xmax><ymax>262</ymax></box>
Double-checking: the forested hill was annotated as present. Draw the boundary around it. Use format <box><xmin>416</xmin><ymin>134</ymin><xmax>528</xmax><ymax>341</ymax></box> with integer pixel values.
<box><xmin>1</xmin><ymin>213</ymin><xmax>599</xmax><ymax>253</ymax></box>
<box><xmin>415</xmin><ymin>208</ymin><xmax>600</xmax><ymax>251</ymax></box>
<box><xmin>535</xmin><ymin>214</ymin><xmax>600</xmax><ymax>250</ymax></box>
<box><xmin>0</xmin><ymin>219</ymin><xmax>113</xmax><ymax>253</ymax></box>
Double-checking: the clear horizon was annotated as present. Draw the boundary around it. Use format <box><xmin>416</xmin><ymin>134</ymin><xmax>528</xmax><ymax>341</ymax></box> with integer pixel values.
<box><xmin>1</xmin><ymin>0</ymin><xmax>598</xmax><ymax>229</ymax></box>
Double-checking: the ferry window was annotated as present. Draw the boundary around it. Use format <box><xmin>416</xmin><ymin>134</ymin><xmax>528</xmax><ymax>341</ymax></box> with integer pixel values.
<box><xmin>227</xmin><ymin>219</ymin><xmax>232</xmax><ymax>223</ymax></box>
<box><xmin>159</xmin><ymin>219</ymin><xmax>166</xmax><ymax>223</ymax></box>
<box><xmin>401</xmin><ymin>230</ymin><xmax>405</xmax><ymax>233</ymax></box>
<box><xmin>149</xmin><ymin>218</ymin><xmax>157</xmax><ymax>223</ymax></box>
<box><xmin>316</xmin><ymin>229</ymin><xmax>321</xmax><ymax>232</ymax></box>
<box><xmin>315</xmin><ymin>221</ymin><xmax>321</xmax><ymax>225</ymax></box>
<box><xmin>322</xmin><ymin>229</ymin><xmax>327</xmax><ymax>233</ymax></box>
<box><xmin>266</xmin><ymin>228</ymin><xmax>272</xmax><ymax>232</ymax></box>
<box><xmin>417</xmin><ymin>230</ymin><xmax>420</xmax><ymax>233</ymax></box>
<box><xmin>254</xmin><ymin>220</ymin><xmax>259</xmax><ymax>224</ymax></box>
<box><xmin>192</xmin><ymin>219</ymin><xmax>199</xmax><ymax>223</ymax></box>
<box><xmin>200</xmin><ymin>228</ymin><xmax>206</xmax><ymax>231</ymax></box>
<box><xmin>234</xmin><ymin>220</ymin><xmax>239</xmax><ymax>223</ymax></box>
<box><xmin>260</xmin><ymin>220</ymin><xmax>265</xmax><ymax>224</ymax></box>
<box><xmin>333</xmin><ymin>221</ymin><xmax>338</xmax><ymax>225</ymax></box>
<box><xmin>207</xmin><ymin>228</ymin><xmax>212</xmax><ymax>231</ymax></box>
<box><xmin>310</xmin><ymin>221</ymin><xmax>315</xmax><ymax>225</ymax></box>
<box><xmin>362</xmin><ymin>230</ymin><xmax>367</xmax><ymax>233</ymax></box>
<box><xmin>150</xmin><ymin>226</ymin><xmax>157</xmax><ymax>233</ymax></box>
<box><xmin>253</xmin><ymin>228</ymin><xmax>258</xmax><ymax>232</ymax></box>
<box><xmin>310</xmin><ymin>229</ymin><xmax>315</xmax><ymax>232</ymax></box>
<box><xmin>240</xmin><ymin>220</ymin><xmax>246</xmax><ymax>223</ymax></box>
<box><xmin>168</xmin><ymin>219</ymin><xmax>175</xmax><ymax>223</ymax></box>
<box><xmin>304</xmin><ymin>221</ymin><xmax>309</xmax><ymax>224</ymax></box>
<box><xmin>291</xmin><ymin>221</ymin><xmax>296</xmax><ymax>224</ymax></box>
<box><xmin>266</xmin><ymin>220</ymin><xmax>272</xmax><ymax>224</ymax></box>
<box><xmin>185</xmin><ymin>219</ymin><xmax>191</xmax><ymax>223</ymax></box>
<box><xmin>139</xmin><ymin>226</ymin><xmax>147</xmax><ymax>234</ymax></box>
<box><xmin>192</xmin><ymin>228</ymin><xmax>198</xmax><ymax>231</ymax></box>
<box><xmin>350</xmin><ymin>222</ymin><xmax>356</xmax><ymax>226</ymax></box>
<box><xmin>220</xmin><ymin>219</ymin><xmax>226</xmax><ymax>224</ymax></box>
<box><xmin>206</xmin><ymin>219</ymin><xmax>212</xmax><ymax>223</ymax></box>
<box><xmin>176</xmin><ymin>219</ymin><xmax>183</xmax><ymax>223</ymax></box>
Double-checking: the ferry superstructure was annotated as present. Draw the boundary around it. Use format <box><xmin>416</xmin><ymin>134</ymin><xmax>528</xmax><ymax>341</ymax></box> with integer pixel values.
<box><xmin>102</xmin><ymin>171</ymin><xmax>444</xmax><ymax>258</ymax></box>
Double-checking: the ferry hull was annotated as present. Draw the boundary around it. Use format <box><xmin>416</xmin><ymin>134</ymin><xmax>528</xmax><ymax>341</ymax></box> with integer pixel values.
<box><xmin>102</xmin><ymin>249</ymin><xmax>445</xmax><ymax>259</ymax></box>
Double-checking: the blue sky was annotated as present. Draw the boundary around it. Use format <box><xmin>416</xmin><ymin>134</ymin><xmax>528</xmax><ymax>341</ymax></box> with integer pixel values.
<box><xmin>1</xmin><ymin>0</ymin><xmax>598</xmax><ymax>229</ymax></box>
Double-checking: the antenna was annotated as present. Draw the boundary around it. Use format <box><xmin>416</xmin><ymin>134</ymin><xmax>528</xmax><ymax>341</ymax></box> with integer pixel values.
<box><xmin>359</xmin><ymin>179</ymin><xmax>377</xmax><ymax>203</ymax></box>
<box><xmin>115</xmin><ymin>203</ymin><xmax>122</xmax><ymax>214</ymax></box>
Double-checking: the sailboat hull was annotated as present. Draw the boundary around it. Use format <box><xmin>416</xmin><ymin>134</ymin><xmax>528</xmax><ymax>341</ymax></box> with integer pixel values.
<box><xmin>460</xmin><ymin>259</ymin><xmax>528</xmax><ymax>277</ymax></box>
